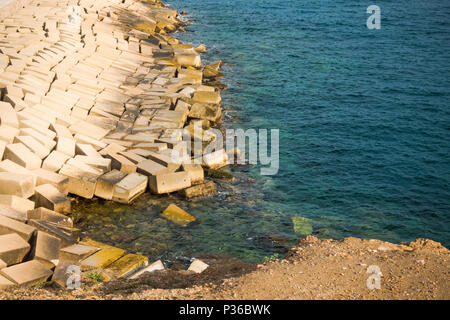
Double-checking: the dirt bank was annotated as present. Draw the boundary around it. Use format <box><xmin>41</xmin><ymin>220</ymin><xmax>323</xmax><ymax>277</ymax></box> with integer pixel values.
<box><xmin>1</xmin><ymin>236</ymin><xmax>448</xmax><ymax>300</ymax></box>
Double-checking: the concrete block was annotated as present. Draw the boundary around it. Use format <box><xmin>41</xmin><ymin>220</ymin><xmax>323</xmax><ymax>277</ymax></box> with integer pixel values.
<box><xmin>42</xmin><ymin>151</ymin><xmax>70</xmax><ymax>172</ymax></box>
<box><xmin>27</xmin><ymin>207</ymin><xmax>73</xmax><ymax>228</ymax></box>
<box><xmin>29</xmin><ymin>231</ymin><xmax>60</xmax><ymax>268</ymax></box>
<box><xmin>112</xmin><ymin>173</ymin><xmax>148</xmax><ymax>203</ymax></box>
<box><xmin>76</xmin><ymin>143</ymin><xmax>102</xmax><ymax>158</ymax></box>
<box><xmin>0</xmin><ymin>233</ymin><xmax>30</xmax><ymax>266</ymax></box>
<box><xmin>73</xmin><ymin>155</ymin><xmax>111</xmax><ymax>172</ymax></box>
<box><xmin>181</xmin><ymin>164</ymin><xmax>204</xmax><ymax>184</ymax></box>
<box><xmin>28</xmin><ymin>220</ymin><xmax>76</xmax><ymax>248</ymax></box>
<box><xmin>59</xmin><ymin>163</ymin><xmax>100</xmax><ymax>198</ymax></box>
<box><xmin>105</xmin><ymin>254</ymin><xmax>148</xmax><ymax>279</ymax></box>
<box><xmin>79</xmin><ymin>239</ymin><xmax>126</xmax><ymax>271</ymax></box>
<box><xmin>59</xmin><ymin>244</ymin><xmax>99</xmax><ymax>262</ymax></box>
<box><xmin>149</xmin><ymin>171</ymin><xmax>191</xmax><ymax>194</ymax></box>
<box><xmin>105</xmin><ymin>153</ymin><xmax>137</xmax><ymax>174</ymax></box>
<box><xmin>0</xmin><ymin>125</ymin><xmax>20</xmax><ymax>144</ymax></box>
<box><xmin>128</xmin><ymin>260</ymin><xmax>165</xmax><ymax>279</ymax></box>
<box><xmin>161</xmin><ymin>203</ymin><xmax>196</xmax><ymax>226</ymax></box>
<box><xmin>0</xmin><ymin>260</ymin><xmax>53</xmax><ymax>286</ymax></box>
<box><xmin>4</xmin><ymin>143</ymin><xmax>41</xmax><ymax>169</ymax></box>
<box><xmin>56</xmin><ymin>136</ymin><xmax>76</xmax><ymax>157</ymax></box>
<box><xmin>34</xmin><ymin>184</ymin><xmax>71</xmax><ymax>214</ymax></box>
<box><xmin>94</xmin><ymin>170</ymin><xmax>127</xmax><ymax>200</ymax></box>
<box><xmin>32</xmin><ymin>168</ymin><xmax>69</xmax><ymax>194</ymax></box>
<box><xmin>188</xmin><ymin>259</ymin><xmax>209</xmax><ymax>273</ymax></box>
<box><xmin>0</xmin><ymin>204</ymin><xmax>27</xmax><ymax>223</ymax></box>
<box><xmin>14</xmin><ymin>135</ymin><xmax>51</xmax><ymax>159</ymax></box>
<box><xmin>0</xmin><ymin>172</ymin><xmax>35</xmax><ymax>199</ymax></box>
<box><xmin>0</xmin><ymin>195</ymin><xmax>34</xmax><ymax>214</ymax></box>
<box><xmin>0</xmin><ymin>215</ymin><xmax>35</xmax><ymax>241</ymax></box>
<box><xmin>181</xmin><ymin>181</ymin><xmax>216</xmax><ymax>199</ymax></box>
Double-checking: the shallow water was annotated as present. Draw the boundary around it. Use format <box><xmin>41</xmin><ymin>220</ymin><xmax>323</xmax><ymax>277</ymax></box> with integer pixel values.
<box><xmin>74</xmin><ymin>0</ymin><xmax>450</xmax><ymax>263</ymax></box>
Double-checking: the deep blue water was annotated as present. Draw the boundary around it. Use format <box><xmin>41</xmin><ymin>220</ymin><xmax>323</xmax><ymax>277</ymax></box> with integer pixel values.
<box><xmin>76</xmin><ymin>0</ymin><xmax>450</xmax><ymax>262</ymax></box>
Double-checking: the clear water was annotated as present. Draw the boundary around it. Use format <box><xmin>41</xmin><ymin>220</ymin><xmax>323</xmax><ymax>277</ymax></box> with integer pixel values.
<box><xmin>74</xmin><ymin>0</ymin><xmax>450</xmax><ymax>263</ymax></box>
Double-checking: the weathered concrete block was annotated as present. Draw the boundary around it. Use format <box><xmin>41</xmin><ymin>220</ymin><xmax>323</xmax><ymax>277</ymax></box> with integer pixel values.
<box><xmin>0</xmin><ymin>204</ymin><xmax>27</xmax><ymax>223</ymax></box>
<box><xmin>4</xmin><ymin>143</ymin><xmax>42</xmax><ymax>169</ymax></box>
<box><xmin>69</xmin><ymin>121</ymin><xmax>109</xmax><ymax>140</ymax></box>
<box><xmin>105</xmin><ymin>153</ymin><xmax>137</xmax><ymax>174</ymax></box>
<box><xmin>59</xmin><ymin>163</ymin><xmax>100</xmax><ymax>199</ymax></box>
<box><xmin>14</xmin><ymin>135</ymin><xmax>51</xmax><ymax>160</ymax></box>
<box><xmin>74</xmin><ymin>155</ymin><xmax>111</xmax><ymax>172</ymax></box>
<box><xmin>149</xmin><ymin>171</ymin><xmax>191</xmax><ymax>194</ymax></box>
<box><xmin>0</xmin><ymin>274</ymin><xmax>15</xmax><ymax>289</ymax></box>
<box><xmin>42</xmin><ymin>151</ymin><xmax>70</xmax><ymax>172</ymax></box>
<box><xmin>188</xmin><ymin>103</ymin><xmax>221</xmax><ymax>122</ymax></box>
<box><xmin>29</xmin><ymin>231</ymin><xmax>60</xmax><ymax>269</ymax></box>
<box><xmin>59</xmin><ymin>244</ymin><xmax>99</xmax><ymax>262</ymax></box>
<box><xmin>0</xmin><ymin>125</ymin><xmax>20</xmax><ymax>144</ymax></box>
<box><xmin>128</xmin><ymin>260</ymin><xmax>165</xmax><ymax>279</ymax></box>
<box><xmin>76</xmin><ymin>143</ymin><xmax>102</xmax><ymax>158</ymax></box>
<box><xmin>32</xmin><ymin>168</ymin><xmax>69</xmax><ymax>195</ymax></box>
<box><xmin>56</xmin><ymin>136</ymin><xmax>76</xmax><ymax>157</ymax></box>
<box><xmin>202</xmin><ymin>149</ymin><xmax>228</xmax><ymax>169</ymax></box>
<box><xmin>181</xmin><ymin>163</ymin><xmax>204</xmax><ymax>184</ymax></box>
<box><xmin>137</xmin><ymin>159</ymin><xmax>173</xmax><ymax>177</ymax></box>
<box><xmin>0</xmin><ymin>233</ymin><xmax>30</xmax><ymax>266</ymax></box>
<box><xmin>27</xmin><ymin>207</ymin><xmax>73</xmax><ymax>228</ymax></box>
<box><xmin>0</xmin><ymin>172</ymin><xmax>35</xmax><ymax>199</ymax></box>
<box><xmin>105</xmin><ymin>254</ymin><xmax>148</xmax><ymax>279</ymax></box>
<box><xmin>51</xmin><ymin>260</ymin><xmax>80</xmax><ymax>288</ymax></box>
<box><xmin>0</xmin><ymin>260</ymin><xmax>53</xmax><ymax>286</ymax></box>
<box><xmin>94</xmin><ymin>169</ymin><xmax>127</xmax><ymax>200</ymax></box>
<box><xmin>34</xmin><ymin>184</ymin><xmax>71</xmax><ymax>214</ymax></box>
<box><xmin>0</xmin><ymin>195</ymin><xmax>34</xmax><ymax>214</ymax></box>
<box><xmin>28</xmin><ymin>220</ymin><xmax>76</xmax><ymax>248</ymax></box>
<box><xmin>180</xmin><ymin>181</ymin><xmax>216</xmax><ymax>199</ymax></box>
<box><xmin>0</xmin><ymin>215</ymin><xmax>35</xmax><ymax>242</ymax></box>
<box><xmin>112</xmin><ymin>173</ymin><xmax>148</xmax><ymax>204</ymax></box>
<box><xmin>188</xmin><ymin>259</ymin><xmax>209</xmax><ymax>273</ymax></box>
<box><xmin>79</xmin><ymin>240</ymin><xmax>126</xmax><ymax>271</ymax></box>
<box><xmin>192</xmin><ymin>91</ymin><xmax>221</xmax><ymax>105</ymax></box>
<box><xmin>161</xmin><ymin>203</ymin><xmax>196</xmax><ymax>226</ymax></box>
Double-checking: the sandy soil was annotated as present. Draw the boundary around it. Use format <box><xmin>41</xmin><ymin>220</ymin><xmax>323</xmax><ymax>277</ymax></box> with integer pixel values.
<box><xmin>1</xmin><ymin>236</ymin><xmax>448</xmax><ymax>300</ymax></box>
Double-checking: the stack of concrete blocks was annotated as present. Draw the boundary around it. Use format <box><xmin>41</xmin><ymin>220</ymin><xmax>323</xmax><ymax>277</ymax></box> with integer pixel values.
<box><xmin>0</xmin><ymin>0</ymin><xmax>226</xmax><ymax>289</ymax></box>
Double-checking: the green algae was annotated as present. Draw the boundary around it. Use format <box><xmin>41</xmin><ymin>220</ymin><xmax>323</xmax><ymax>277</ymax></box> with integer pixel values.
<box><xmin>292</xmin><ymin>217</ymin><xmax>313</xmax><ymax>236</ymax></box>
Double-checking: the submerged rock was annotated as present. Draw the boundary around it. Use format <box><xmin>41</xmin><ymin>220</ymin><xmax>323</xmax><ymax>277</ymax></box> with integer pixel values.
<box><xmin>292</xmin><ymin>216</ymin><xmax>313</xmax><ymax>236</ymax></box>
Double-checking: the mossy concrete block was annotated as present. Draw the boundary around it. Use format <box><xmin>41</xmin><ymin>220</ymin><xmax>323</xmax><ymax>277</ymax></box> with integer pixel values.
<box><xmin>128</xmin><ymin>260</ymin><xmax>164</xmax><ymax>279</ymax></box>
<box><xmin>79</xmin><ymin>240</ymin><xmax>126</xmax><ymax>271</ymax></box>
<box><xmin>161</xmin><ymin>203</ymin><xmax>196</xmax><ymax>226</ymax></box>
<box><xmin>106</xmin><ymin>254</ymin><xmax>149</xmax><ymax>279</ymax></box>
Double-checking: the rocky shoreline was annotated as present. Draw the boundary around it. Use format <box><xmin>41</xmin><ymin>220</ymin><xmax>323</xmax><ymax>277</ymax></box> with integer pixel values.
<box><xmin>0</xmin><ymin>0</ymin><xmax>230</xmax><ymax>290</ymax></box>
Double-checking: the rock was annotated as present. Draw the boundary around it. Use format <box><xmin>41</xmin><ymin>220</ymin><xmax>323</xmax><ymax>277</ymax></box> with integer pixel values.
<box><xmin>80</xmin><ymin>245</ymin><xmax>126</xmax><ymax>271</ymax></box>
<box><xmin>292</xmin><ymin>216</ymin><xmax>313</xmax><ymax>236</ymax></box>
<box><xmin>0</xmin><ymin>260</ymin><xmax>53</xmax><ymax>286</ymax></box>
<box><xmin>0</xmin><ymin>195</ymin><xmax>34</xmax><ymax>214</ymax></box>
<box><xmin>137</xmin><ymin>159</ymin><xmax>174</xmax><ymax>176</ymax></box>
<box><xmin>29</xmin><ymin>231</ymin><xmax>61</xmax><ymax>268</ymax></box>
<box><xmin>105</xmin><ymin>254</ymin><xmax>149</xmax><ymax>279</ymax></box>
<box><xmin>203</xmin><ymin>65</ymin><xmax>222</xmax><ymax>78</ymax></box>
<box><xmin>161</xmin><ymin>203</ymin><xmax>196</xmax><ymax>226</ymax></box>
<box><xmin>32</xmin><ymin>168</ymin><xmax>69</xmax><ymax>195</ymax></box>
<box><xmin>27</xmin><ymin>208</ymin><xmax>73</xmax><ymax>228</ymax></box>
<box><xmin>175</xmin><ymin>53</ymin><xmax>201</xmax><ymax>68</ymax></box>
<box><xmin>181</xmin><ymin>181</ymin><xmax>216</xmax><ymax>199</ymax></box>
<box><xmin>28</xmin><ymin>220</ymin><xmax>77</xmax><ymax>248</ymax></box>
<box><xmin>188</xmin><ymin>259</ymin><xmax>209</xmax><ymax>273</ymax></box>
<box><xmin>59</xmin><ymin>244</ymin><xmax>99</xmax><ymax>262</ymax></box>
<box><xmin>181</xmin><ymin>163</ymin><xmax>204</xmax><ymax>184</ymax></box>
<box><xmin>34</xmin><ymin>184</ymin><xmax>71</xmax><ymax>214</ymax></box>
<box><xmin>128</xmin><ymin>260</ymin><xmax>165</xmax><ymax>279</ymax></box>
<box><xmin>149</xmin><ymin>171</ymin><xmax>191</xmax><ymax>194</ymax></box>
<box><xmin>195</xmin><ymin>44</ymin><xmax>207</xmax><ymax>53</ymax></box>
<box><xmin>95</xmin><ymin>170</ymin><xmax>127</xmax><ymax>200</ymax></box>
<box><xmin>188</xmin><ymin>103</ymin><xmax>222</xmax><ymax>122</ymax></box>
<box><xmin>4</xmin><ymin>143</ymin><xmax>42</xmax><ymax>169</ymax></box>
<box><xmin>0</xmin><ymin>215</ymin><xmax>36</xmax><ymax>241</ymax></box>
<box><xmin>112</xmin><ymin>173</ymin><xmax>148</xmax><ymax>204</ymax></box>
<box><xmin>0</xmin><ymin>233</ymin><xmax>30</xmax><ymax>266</ymax></box>
<box><xmin>0</xmin><ymin>172</ymin><xmax>35</xmax><ymax>198</ymax></box>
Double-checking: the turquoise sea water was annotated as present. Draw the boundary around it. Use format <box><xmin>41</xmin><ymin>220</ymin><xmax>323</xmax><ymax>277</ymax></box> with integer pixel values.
<box><xmin>75</xmin><ymin>0</ymin><xmax>450</xmax><ymax>263</ymax></box>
